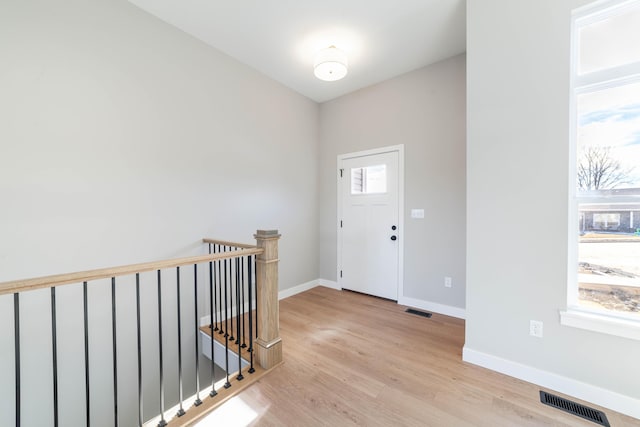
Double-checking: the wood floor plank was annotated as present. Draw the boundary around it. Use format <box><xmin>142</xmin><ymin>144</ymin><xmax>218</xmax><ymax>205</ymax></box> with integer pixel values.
<box><xmin>193</xmin><ymin>286</ymin><xmax>639</xmax><ymax>427</ymax></box>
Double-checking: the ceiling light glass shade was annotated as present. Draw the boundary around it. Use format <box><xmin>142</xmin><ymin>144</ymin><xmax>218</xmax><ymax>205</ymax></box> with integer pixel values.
<box><xmin>314</xmin><ymin>46</ymin><xmax>348</xmax><ymax>81</ymax></box>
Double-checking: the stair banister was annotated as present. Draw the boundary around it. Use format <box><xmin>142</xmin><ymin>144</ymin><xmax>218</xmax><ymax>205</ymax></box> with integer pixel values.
<box><xmin>254</xmin><ymin>229</ymin><xmax>283</xmax><ymax>369</ymax></box>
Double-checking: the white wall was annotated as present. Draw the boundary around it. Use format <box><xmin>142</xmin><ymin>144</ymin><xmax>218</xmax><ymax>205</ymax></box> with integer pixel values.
<box><xmin>0</xmin><ymin>0</ymin><xmax>318</xmax><ymax>425</ymax></box>
<box><xmin>465</xmin><ymin>0</ymin><xmax>640</xmax><ymax>418</ymax></box>
<box><xmin>318</xmin><ymin>55</ymin><xmax>467</xmax><ymax>313</ymax></box>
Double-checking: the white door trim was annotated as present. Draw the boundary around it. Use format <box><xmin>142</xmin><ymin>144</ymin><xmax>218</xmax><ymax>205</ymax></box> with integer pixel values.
<box><xmin>337</xmin><ymin>144</ymin><xmax>405</xmax><ymax>301</ymax></box>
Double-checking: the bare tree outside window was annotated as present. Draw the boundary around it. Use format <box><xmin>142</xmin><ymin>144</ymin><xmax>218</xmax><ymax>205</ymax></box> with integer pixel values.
<box><xmin>570</xmin><ymin>0</ymin><xmax>640</xmax><ymax>326</ymax></box>
<box><xmin>577</xmin><ymin>146</ymin><xmax>636</xmax><ymax>190</ymax></box>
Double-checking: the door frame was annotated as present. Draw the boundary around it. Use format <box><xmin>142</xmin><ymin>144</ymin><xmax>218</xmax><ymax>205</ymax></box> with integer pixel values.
<box><xmin>337</xmin><ymin>144</ymin><xmax>405</xmax><ymax>301</ymax></box>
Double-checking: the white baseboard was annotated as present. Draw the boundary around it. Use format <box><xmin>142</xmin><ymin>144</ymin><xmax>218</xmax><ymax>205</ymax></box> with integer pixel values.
<box><xmin>318</xmin><ymin>279</ymin><xmax>340</xmax><ymax>290</ymax></box>
<box><xmin>398</xmin><ymin>296</ymin><xmax>466</xmax><ymax>319</ymax></box>
<box><xmin>200</xmin><ymin>330</ymin><xmax>248</xmax><ymax>371</ymax></box>
<box><xmin>462</xmin><ymin>346</ymin><xmax>640</xmax><ymax>420</ymax></box>
<box><xmin>278</xmin><ymin>280</ymin><xmax>319</xmax><ymax>300</ymax></box>
<box><xmin>278</xmin><ymin>279</ymin><xmax>342</xmax><ymax>300</ymax></box>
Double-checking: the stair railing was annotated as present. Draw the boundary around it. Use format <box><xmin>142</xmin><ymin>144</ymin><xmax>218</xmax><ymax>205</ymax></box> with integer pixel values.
<box><xmin>0</xmin><ymin>229</ymin><xmax>282</xmax><ymax>427</ymax></box>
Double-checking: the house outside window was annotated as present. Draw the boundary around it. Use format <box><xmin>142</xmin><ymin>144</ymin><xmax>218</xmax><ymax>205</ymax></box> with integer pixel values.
<box><xmin>566</xmin><ymin>0</ymin><xmax>640</xmax><ymax>336</ymax></box>
<box><xmin>592</xmin><ymin>212</ymin><xmax>621</xmax><ymax>230</ymax></box>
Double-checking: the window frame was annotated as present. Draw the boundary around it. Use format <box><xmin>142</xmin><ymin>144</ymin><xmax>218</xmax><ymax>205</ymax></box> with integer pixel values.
<box><xmin>563</xmin><ymin>0</ymin><xmax>640</xmax><ymax>340</ymax></box>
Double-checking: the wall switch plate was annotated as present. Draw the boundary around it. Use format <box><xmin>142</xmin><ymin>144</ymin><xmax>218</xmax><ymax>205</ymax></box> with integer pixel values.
<box><xmin>411</xmin><ymin>209</ymin><xmax>425</xmax><ymax>219</ymax></box>
<box><xmin>444</xmin><ymin>276</ymin><xmax>452</xmax><ymax>288</ymax></box>
<box><xmin>530</xmin><ymin>320</ymin><xmax>543</xmax><ymax>338</ymax></box>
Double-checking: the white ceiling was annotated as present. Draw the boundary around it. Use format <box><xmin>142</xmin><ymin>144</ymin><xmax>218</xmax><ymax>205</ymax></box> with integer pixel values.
<box><xmin>127</xmin><ymin>0</ymin><xmax>467</xmax><ymax>103</ymax></box>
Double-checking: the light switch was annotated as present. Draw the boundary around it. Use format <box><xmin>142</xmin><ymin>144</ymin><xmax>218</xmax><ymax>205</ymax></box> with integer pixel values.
<box><xmin>411</xmin><ymin>209</ymin><xmax>424</xmax><ymax>219</ymax></box>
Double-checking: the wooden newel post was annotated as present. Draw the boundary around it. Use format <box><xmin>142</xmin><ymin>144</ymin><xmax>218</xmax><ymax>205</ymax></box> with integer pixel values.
<box><xmin>254</xmin><ymin>229</ymin><xmax>283</xmax><ymax>369</ymax></box>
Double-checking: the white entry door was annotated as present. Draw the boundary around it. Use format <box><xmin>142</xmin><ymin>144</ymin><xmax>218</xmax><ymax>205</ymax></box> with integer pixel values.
<box><xmin>338</xmin><ymin>147</ymin><xmax>402</xmax><ymax>300</ymax></box>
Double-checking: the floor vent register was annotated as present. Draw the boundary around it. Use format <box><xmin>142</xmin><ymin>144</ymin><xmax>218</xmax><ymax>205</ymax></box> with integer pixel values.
<box><xmin>405</xmin><ymin>308</ymin><xmax>432</xmax><ymax>318</ymax></box>
<box><xmin>539</xmin><ymin>391</ymin><xmax>609</xmax><ymax>426</ymax></box>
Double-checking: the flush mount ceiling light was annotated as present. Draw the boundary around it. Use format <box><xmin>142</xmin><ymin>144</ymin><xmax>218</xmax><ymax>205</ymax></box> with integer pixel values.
<box><xmin>314</xmin><ymin>46</ymin><xmax>348</xmax><ymax>82</ymax></box>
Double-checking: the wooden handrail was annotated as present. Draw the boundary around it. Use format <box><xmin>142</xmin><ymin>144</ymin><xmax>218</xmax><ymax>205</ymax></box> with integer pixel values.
<box><xmin>201</xmin><ymin>238</ymin><xmax>257</xmax><ymax>249</ymax></box>
<box><xmin>0</xmin><ymin>247</ymin><xmax>263</xmax><ymax>297</ymax></box>
<box><xmin>4</xmin><ymin>231</ymin><xmax>281</xmax><ymax>427</ymax></box>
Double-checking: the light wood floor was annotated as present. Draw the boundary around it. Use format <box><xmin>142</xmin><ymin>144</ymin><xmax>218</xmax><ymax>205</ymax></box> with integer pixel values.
<box><xmin>195</xmin><ymin>286</ymin><xmax>639</xmax><ymax>426</ymax></box>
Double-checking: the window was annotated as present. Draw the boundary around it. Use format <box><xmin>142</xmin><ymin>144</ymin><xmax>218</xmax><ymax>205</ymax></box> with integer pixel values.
<box><xmin>592</xmin><ymin>212</ymin><xmax>621</xmax><ymax>230</ymax></box>
<box><xmin>350</xmin><ymin>165</ymin><xmax>387</xmax><ymax>194</ymax></box>
<box><xmin>566</xmin><ymin>0</ymin><xmax>640</xmax><ymax>335</ymax></box>
<box><xmin>562</xmin><ymin>0</ymin><xmax>640</xmax><ymax>339</ymax></box>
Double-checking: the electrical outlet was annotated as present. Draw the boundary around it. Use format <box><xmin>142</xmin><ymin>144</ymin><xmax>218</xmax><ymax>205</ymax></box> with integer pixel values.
<box><xmin>444</xmin><ymin>276</ymin><xmax>452</xmax><ymax>288</ymax></box>
<box><xmin>530</xmin><ymin>320</ymin><xmax>543</xmax><ymax>338</ymax></box>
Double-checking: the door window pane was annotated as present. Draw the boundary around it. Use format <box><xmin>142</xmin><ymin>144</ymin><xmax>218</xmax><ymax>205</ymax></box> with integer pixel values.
<box><xmin>351</xmin><ymin>165</ymin><xmax>387</xmax><ymax>194</ymax></box>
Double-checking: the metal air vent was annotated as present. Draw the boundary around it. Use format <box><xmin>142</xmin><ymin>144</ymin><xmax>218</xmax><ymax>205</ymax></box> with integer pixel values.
<box><xmin>405</xmin><ymin>308</ymin><xmax>432</xmax><ymax>318</ymax></box>
<box><xmin>540</xmin><ymin>391</ymin><xmax>609</xmax><ymax>426</ymax></box>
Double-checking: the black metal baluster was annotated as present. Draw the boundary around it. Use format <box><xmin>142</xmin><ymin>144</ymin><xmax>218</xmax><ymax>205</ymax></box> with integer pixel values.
<box><xmin>135</xmin><ymin>274</ymin><xmax>143</xmax><ymax>427</ymax></box>
<box><xmin>212</xmin><ymin>244</ymin><xmax>218</xmax><ymax>332</ymax></box>
<box><xmin>235</xmin><ymin>258</ymin><xmax>244</xmax><ymax>381</ymax></box>
<box><xmin>193</xmin><ymin>265</ymin><xmax>202</xmax><ymax>407</ymax></box>
<box><xmin>51</xmin><ymin>288</ymin><xmax>59</xmax><ymax>427</ymax></box>
<box><xmin>235</xmin><ymin>258</ymin><xmax>240</xmax><ymax>346</ymax></box>
<box><xmin>228</xmin><ymin>247</ymin><xmax>234</xmax><ymax>343</ymax></box>
<box><xmin>223</xmin><ymin>247</ymin><xmax>228</xmax><ymax>341</ymax></box>
<box><xmin>211</xmin><ymin>245</ymin><xmax>222</xmax><ymax>336</ymax></box>
<box><xmin>217</xmin><ymin>245</ymin><xmax>223</xmax><ymax>336</ymax></box>
<box><xmin>254</xmin><ymin>255</ymin><xmax>258</xmax><ymax>341</ymax></box>
<box><xmin>157</xmin><ymin>270</ymin><xmax>167</xmax><ymax>427</ymax></box>
<box><xmin>176</xmin><ymin>267</ymin><xmax>185</xmax><ymax>417</ymax></box>
<box><xmin>83</xmin><ymin>282</ymin><xmax>90</xmax><ymax>427</ymax></box>
<box><xmin>247</xmin><ymin>257</ymin><xmax>255</xmax><ymax>374</ymax></box>
<box><xmin>223</xmin><ymin>252</ymin><xmax>231</xmax><ymax>389</ymax></box>
<box><xmin>14</xmin><ymin>293</ymin><xmax>21</xmax><ymax>427</ymax></box>
<box><xmin>208</xmin><ymin>254</ymin><xmax>218</xmax><ymax>399</ymax></box>
<box><xmin>207</xmin><ymin>244</ymin><xmax>214</xmax><ymax>333</ymax></box>
<box><xmin>111</xmin><ymin>278</ymin><xmax>118</xmax><ymax>427</ymax></box>
<box><xmin>241</xmin><ymin>256</ymin><xmax>246</xmax><ymax>349</ymax></box>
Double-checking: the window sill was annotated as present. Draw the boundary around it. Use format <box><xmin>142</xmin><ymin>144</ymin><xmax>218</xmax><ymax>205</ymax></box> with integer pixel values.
<box><xmin>560</xmin><ymin>308</ymin><xmax>640</xmax><ymax>341</ymax></box>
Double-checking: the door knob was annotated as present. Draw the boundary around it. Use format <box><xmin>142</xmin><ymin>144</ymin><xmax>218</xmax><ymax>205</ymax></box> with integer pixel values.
<box><xmin>391</xmin><ymin>225</ymin><xmax>397</xmax><ymax>230</ymax></box>
<box><xmin>390</xmin><ymin>235</ymin><xmax>397</xmax><ymax>241</ymax></box>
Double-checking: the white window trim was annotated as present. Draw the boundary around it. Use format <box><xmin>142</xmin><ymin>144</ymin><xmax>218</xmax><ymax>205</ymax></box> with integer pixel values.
<box><xmin>560</xmin><ymin>309</ymin><xmax>640</xmax><ymax>341</ymax></box>
<box><xmin>564</xmin><ymin>0</ymin><xmax>640</xmax><ymax>340</ymax></box>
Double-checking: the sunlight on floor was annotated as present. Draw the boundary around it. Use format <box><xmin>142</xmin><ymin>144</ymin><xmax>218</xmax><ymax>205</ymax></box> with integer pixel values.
<box><xmin>194</xmin><ymin>396</ymin><xmax>263</xmax><ymax>427</ymax></box>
